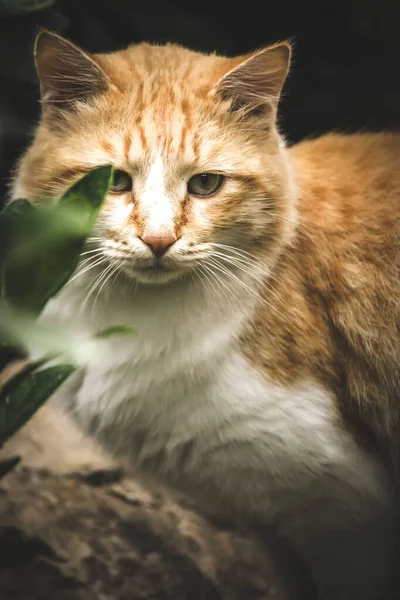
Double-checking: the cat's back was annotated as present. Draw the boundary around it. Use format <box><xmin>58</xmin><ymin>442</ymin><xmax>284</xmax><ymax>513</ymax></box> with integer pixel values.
<box><xmin>290</xmin><ymin>131</ymin><xmax>400</xmax><ymax>176</ymax></box>
<box><xmin>288</xmin><ymin>132</ymin><xmax>400</xmax><ymax>282</ymax></box>
<box><xmin>281</xmin><ymin>132</ymin><xmax>400</xmax><ymax>464</ymax></box>
<box><xmin>289</xmin><ymin>132</ymin><xmax>400</xmax><ymax>212</ymax></box>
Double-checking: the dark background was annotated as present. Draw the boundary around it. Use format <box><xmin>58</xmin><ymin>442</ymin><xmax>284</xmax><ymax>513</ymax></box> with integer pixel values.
<box><xmin>1</xmin><ymin>0</ymin><xmax>399</xmax><ymax>204</ymax></box>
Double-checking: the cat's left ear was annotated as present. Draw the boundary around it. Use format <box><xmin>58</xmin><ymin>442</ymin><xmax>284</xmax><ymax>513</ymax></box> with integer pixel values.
<box><xmin>214</xmin><ymin>42</ymin><xmax>291</xmax><ymax>120</ymax></box>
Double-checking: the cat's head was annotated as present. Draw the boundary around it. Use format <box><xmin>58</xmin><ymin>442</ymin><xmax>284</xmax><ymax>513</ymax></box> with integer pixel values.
<box><xmin>13</xmin><ymin>31</ymin><xmax>296</xmax><ymax>286</ymax></box>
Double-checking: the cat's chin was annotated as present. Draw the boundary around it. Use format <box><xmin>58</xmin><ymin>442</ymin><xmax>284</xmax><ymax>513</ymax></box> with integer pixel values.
<box><xmin>122</xmin><ymin>264</ymin><xmax>189</xmax><ymax>286</ymax></box>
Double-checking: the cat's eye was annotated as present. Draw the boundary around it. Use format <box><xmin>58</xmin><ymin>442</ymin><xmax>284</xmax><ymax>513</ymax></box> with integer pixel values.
<box><xmin>110</xmin><ymin>170</ymin><xmax>133</xmax><ymax>193</ymax></box>
<box><xmin>187</xmin><ymin>173</ymin><xmax>223</xmax><ymax>197</ymax></box>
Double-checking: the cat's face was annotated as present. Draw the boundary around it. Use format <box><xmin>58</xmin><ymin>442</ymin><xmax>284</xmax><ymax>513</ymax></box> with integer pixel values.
<box><xmin>14</xmin><ymin>33</ymin><xmax>295</xmax><ymax>286</ymax></box>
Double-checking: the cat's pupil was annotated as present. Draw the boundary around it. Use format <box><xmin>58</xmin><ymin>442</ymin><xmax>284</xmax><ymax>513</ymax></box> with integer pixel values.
<box><xmin>200</xmin><ymin>174</ymin><xmax>209</xmax><ymax>187</ymax></box>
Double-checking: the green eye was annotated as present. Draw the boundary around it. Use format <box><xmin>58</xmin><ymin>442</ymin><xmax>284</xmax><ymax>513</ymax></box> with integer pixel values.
<box><xmin>187</xmin><ymin>173</ymin><xmax>223</xmax><ymax>197</ymax></box>
<box><xmin>110</xmin><ymin>170</ymin><xmax>132</xmax><ymax>193</ymax></box>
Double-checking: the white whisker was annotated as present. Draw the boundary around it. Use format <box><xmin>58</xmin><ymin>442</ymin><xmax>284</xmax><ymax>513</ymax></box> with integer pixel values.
<box><xmin>207</xmin><ymin>257</ymin><xmax>265</xmax><ymax>303</ymax></box>
<box><xmin>211</xmin><ymin>253</ymin><xmax>285</xmax><ymax>308</ymax></box>
<box><xmin>92</xmin><ymin>262</ymin><xmax>120</xmax><ymax>311</ymax></box>
<box><xmin>210</xmin><ymin>243</ymin><xmax>263</xmax><ymax>263</ymax></box>
<box><xmin>66</xmin><ymin>255</ymin><xmax>108</xmax><ymax>286</ymax></box>
<box><xmin>221</xmin><ymin>256</ymin><xmax>265</xmax><ymax>282</ymax></box>
<box><xmin>201</xmin><ymin>263</ymin><xmax>235</xmax><ymax>307</ymax></box>
<box><xmin>80</xmin><ymin>248</ymin><xmax>105</xmax><ymax>257</ymax></box>
<box><xmin>77</xmin><ymin>252</ymin><xmax>104</xmax><ymax>270</ymax></box>
<box><xmin>202</xmin><ymin>261</ymin><xmax>246</xmax><ymax>311</ymax></box>
<box><xmin>84</xmin><ymin>262</ymin><xmax>115</xmax><ymax>312</ymax></box>
<box><xmin>215</xmin><ymin>252</ymin><xmax>263</xmax><ymax>272</ymax></box>
<box><xmin>206</xmin><ymin>256</ymin><xmax>287</xmax><ymax>321</ymax></box>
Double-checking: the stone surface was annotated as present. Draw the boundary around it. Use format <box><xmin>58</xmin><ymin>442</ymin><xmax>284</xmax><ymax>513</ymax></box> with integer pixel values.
<box><xmin>0</xmin><ymin>404</ymin><xmax>295</xmax><ymax>600</ymax></box>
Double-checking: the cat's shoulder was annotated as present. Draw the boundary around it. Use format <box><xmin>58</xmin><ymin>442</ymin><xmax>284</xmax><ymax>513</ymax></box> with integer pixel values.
<box><xmin>289</xmin><ymin>131</ymin><xmax>400</xmax><ymax>157</ymax></box>
<box><xmin>287</xmin><ymin>131</ymin><xmax>400</xmax><ymax>214</ymax></box>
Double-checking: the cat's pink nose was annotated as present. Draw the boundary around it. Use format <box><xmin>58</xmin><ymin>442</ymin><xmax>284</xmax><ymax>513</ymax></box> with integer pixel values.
<box><xmin>141</xmin><ymin>234</ymin><xmax>177</xmax><ymax>257</ymax></box>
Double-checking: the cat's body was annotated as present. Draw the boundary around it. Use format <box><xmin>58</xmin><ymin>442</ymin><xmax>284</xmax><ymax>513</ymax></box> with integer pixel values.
<box><xmin>11</xmin><ymin>32</ymin><xmax>400</xmax><ymax>599</ymax></box>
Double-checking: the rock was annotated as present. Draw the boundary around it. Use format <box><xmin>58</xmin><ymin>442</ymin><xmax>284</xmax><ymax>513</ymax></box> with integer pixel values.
<box><xmin>0</xmin><ymin>404</ymin><xmax>295</xmax><ymax>600</ymax></box>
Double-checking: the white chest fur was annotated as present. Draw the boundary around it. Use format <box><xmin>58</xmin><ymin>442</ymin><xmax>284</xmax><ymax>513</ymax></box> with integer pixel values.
<box><xmin>43</xmin><ymin>271</ymin><xmax>387</xmax><ymax>522</ymax></box>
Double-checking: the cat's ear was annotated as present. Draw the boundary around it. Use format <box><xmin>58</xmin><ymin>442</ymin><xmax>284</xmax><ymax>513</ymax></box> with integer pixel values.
<box><xmin>35</xmin><ymin>30</ymin><xmax>110</xmax><ymax>112</ymax></box>
<box><xmin>214</xmin><ymin>42</ymin><xmax>291</xmax><ymax>120</ymax></box>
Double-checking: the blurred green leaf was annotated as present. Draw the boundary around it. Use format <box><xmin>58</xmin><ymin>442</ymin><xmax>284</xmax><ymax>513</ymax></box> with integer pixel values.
<box><xmin>0</xmin><ymin>199</ymin><xmax>35</xmax><ymax>300</ymax></box>
<box><xmin>1</xmin><ymin>166</ymin><xmax>113</xmax><ymax>314</ymax></box>
<box><xmin>0</xmin><ymin>0</ymin><xmax>55</xmax><ymax>15</ymax></box>
<box><xmin>0</xmin><ymin>364</ymin><xmax>75</xmax><ymax>444</ymax></box>
<box><xmin>0</xmin><ymin>165</ymin><xmax>123</xmax><ymax>467</ymax></box>
<box><xmin>0</xmin><ymin>342</ymin><xmax>26</xmax><ymax>375</ymax></box>
<box><xmin>58</xmin><ymin>164</ymin><xmax>113</xmax><ymax>221</ymax></box>
<box><xmin>0</xmin><ymin>303</ymin><xmax>99</xmax><ymax>369</ymax></box>
<box><xmin>0</xmin><ymin>201</ymin><xmax>35</xmax><ymax>368</ymax></box>
<box><xmin>95</xmin><ymin>325</ymin><xmax>135</xmax><ymax>339</ymax></box>
<box><xmin>0</xmin><ymin>356</ymin><xmax>49</xmax><ymax>400</ymax></box>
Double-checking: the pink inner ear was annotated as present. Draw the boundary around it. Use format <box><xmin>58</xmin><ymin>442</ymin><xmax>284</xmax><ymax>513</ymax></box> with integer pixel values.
<box><xmin>35</xmin><ymin>31</ymin><xmax>109</xmax><ymax>108</ymax></box>
<box><xmin>214</xmin><ymin>44</ymin><xmax>291</xmax><ymax>115</ymax></box>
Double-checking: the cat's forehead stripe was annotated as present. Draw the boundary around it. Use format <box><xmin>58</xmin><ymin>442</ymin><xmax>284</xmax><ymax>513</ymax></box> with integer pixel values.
<box><xmin>141</xmin><ymin>155</ymin><xmax>175</xmax><ymax>234</ymax></box>
<box><xmin>123</xmin><ymin>131</ymin><xmax>132</xmax><ymax>161</ymax></box>
<box><xmin>142</xmin><ymin>155</ymin><xmax>165</xmax><ymax>198</ymax></box>
<box><xmin>123</xmin><ymin>101</ymin><xmax>197</xmax><ymax>165</ymax></box>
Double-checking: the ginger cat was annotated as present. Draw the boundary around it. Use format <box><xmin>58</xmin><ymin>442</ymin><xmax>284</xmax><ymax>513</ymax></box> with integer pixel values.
<box><xmin>11</xmin><ymin>30</ymin><xmax>400</xmax><ymax>599</ymax></box>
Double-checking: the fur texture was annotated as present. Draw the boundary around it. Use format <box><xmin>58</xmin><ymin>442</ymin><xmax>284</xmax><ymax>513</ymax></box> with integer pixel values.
<box><xmin>11</xmin><ymin>31</ymin><xmax>400</xmax><ymax>599</ymax></box>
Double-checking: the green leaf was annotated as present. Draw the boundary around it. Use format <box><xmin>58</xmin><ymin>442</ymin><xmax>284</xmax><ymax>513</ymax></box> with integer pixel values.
<box><xmin>0</xmin><ymin>356</ymin><xmax>49</xmax><ymax>400</ymax></box>
<box><xmin>0</xmin><ymin>303</ymin><xmax>97</xmax><ymax>368</ymax></box>
<box><xmin>0</xmin><ymin>201</ymin><xmax>34</xmax><ymax>231</ymax></box>
<box><xmin>0</xmin><ymin>343</ymin><xmax>26</xmax><ymax>374</ymax></box>
<box><xmin>58</xmin><ymin>165</ymin><xmax>113</xmax><ymax>222</ymax></box>
<box><xmin>0</xmin><ymin>0</ymin><xmax>55</xmax><ymax>15</ymax></box>
<box><xmin>0</xmin><ymin>202</ymin><xmax>32</xmax><ymax>362</ymax></box>
<box><xmin>0</xmin><ymin>199</ymin><xmax>35</xmax><ymax>300</ymax></box>
<box><xmin>0</xmin><ymin>166</ymin><xmax>116</xmax><ymax>447</ymax></box>
<box><xmin>0</xmin><ymin>364</ymin><xmax>76</xmax><ymax>445</ymax></box>
<box><xmin>0</xmin><ymin>456</ymin><xmax>20</xmax><ymax>479</ymax></box>
<box><xmin>1</xmin><ymin>166</ymin><xmax>113</xmax><ymax>314</ymax></box>
<box><xmin>95</xmin><ymin>325</ymin><xmax>135</xmax><ymax>339</ymax></box>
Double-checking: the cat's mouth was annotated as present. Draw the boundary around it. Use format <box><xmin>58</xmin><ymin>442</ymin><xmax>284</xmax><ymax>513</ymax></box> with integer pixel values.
<box><xmin>102</xmin><ymin>243</ymin><xmax>205</xmax><ymax>285</ymax></box>
<box><xmin>122</xmin><ymin>259</ymin><xmax>192</xmax><ymax>285</ymax></box>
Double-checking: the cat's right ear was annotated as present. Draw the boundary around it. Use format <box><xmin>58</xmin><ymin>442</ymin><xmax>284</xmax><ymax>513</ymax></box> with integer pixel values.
<box><xmin>35</xmin><ymin>30</ymin><xmax>110</xmax><ymax>114</ymax></box>
<box><xmin>213</xmin><ymin>42</ymin><xmax>291</xmax><ymax>123</ymax></box>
